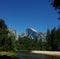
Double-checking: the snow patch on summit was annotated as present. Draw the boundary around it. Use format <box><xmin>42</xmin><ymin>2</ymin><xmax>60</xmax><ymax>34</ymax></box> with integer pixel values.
<box><xmin>30</xmin><ymin>28</ymin><xmax>38</xmax><ymax>32</ymax></box>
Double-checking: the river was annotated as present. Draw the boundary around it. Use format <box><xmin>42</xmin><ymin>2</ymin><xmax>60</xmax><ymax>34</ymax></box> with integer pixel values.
<box><xmin>17</xmin><ymin>52</ymin><xmax>60</xmax><ymax>59</ymax></box>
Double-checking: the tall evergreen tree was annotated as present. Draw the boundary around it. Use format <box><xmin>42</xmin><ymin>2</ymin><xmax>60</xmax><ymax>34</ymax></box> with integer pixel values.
<box><xmin>46</xmin><ymin>29</ymin><xmax>51</xmax><ymax>50</ymax></box>
<box><xmin>50</xmin><ymin>27</ymin><xmax>57</xmax><ymax>51</ymax></box>
<box><xmin>56</xmin><ymin>27</ymin><xmax>60</xmax><ymax>50</ymax></box>
<box><xmin>0</xmin><ymin>19</ymin><xmax>8</xmax><ymax>51</ymax></box>
<box><xmin>0</xmin><ymin>19</ymin><xmax>16</xmax><ymax>51</ymax></box>
<box><xmin>46</xmin><ymin>27</ymin><xmax>60</xmax><ymax>51</ymax></box>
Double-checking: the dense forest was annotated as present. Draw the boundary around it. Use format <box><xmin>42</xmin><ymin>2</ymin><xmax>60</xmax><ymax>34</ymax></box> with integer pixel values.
<box><xmin>0</xmin><ymin>19</ymin><xmax>60</xmax><ymax>51</ymax></box>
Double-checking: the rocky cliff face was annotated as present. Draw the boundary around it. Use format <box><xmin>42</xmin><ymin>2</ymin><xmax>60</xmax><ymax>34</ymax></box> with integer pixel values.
<box><xmin>8</xmin><ymin>28</ymin><xmax>19</xmax><ymax>40</ymax></box>
<box><xmin>21</xmin><ymin>28</ymin><xmax>46</xmax><ymax>41</ymax></box>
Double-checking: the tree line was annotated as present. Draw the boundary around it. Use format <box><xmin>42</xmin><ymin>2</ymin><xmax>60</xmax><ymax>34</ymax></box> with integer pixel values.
<box><xmin>46</xmin><ymin>27</ymin><xmax>60</xmax><ymax>51</ymax></box>
<box><xmin>0</xmin><ymin>19</ymin><xmax>16</xmax><ymax>51</ymax></box>
<box><xmin>0</xmin><ymin>19</ymin><xmax>60</xmax><ymax>51</ymax></box>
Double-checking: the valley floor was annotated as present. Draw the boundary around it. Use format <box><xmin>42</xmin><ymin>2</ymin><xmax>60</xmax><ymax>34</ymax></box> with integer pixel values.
<box><xmin>31</xmin><ymin>51</ymin><xmax>60</xmax><ymax>57</ymax></box>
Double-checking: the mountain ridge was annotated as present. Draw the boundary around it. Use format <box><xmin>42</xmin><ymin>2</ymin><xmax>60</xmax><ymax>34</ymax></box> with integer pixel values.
<box><xmin>21</xmin><ymin>28</ymin><xmax>46</xmax><ymax>41</ymax></box>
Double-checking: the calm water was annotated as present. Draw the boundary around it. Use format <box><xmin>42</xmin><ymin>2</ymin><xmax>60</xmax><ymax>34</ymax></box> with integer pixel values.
<box><xmin>17</xmin><ymin>52</ymin><xmax>60</xmax><ymax>59</ymax></box>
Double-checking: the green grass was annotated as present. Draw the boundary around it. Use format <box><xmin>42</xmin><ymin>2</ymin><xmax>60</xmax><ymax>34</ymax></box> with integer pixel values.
<box><xmin>0</xmin><ymin>51</ymin><xmax>19</xmax><ymax>59</ymax></box>
<box><xmin>0</xmin><ymin>52</ymin><xmax>16</xmax><ymax>56</ymax></box>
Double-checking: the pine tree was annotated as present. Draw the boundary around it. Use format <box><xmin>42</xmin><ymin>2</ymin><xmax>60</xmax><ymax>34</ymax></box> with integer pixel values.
<box><xmin>46</xmin><ymin>29</ymin><xmax>51</xmax><ymax>50</ymax></box>
<box><xmin>0</xmin><ymin>19</ymin><xmax>9</xmax><ymax>51</ymax></box>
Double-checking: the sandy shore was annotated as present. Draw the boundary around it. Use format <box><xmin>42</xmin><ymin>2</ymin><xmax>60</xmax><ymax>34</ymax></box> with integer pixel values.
<box><xmin>31</xmin><ymin>51</ymin><xmax>60</xmax><ymax>57</ymax></box>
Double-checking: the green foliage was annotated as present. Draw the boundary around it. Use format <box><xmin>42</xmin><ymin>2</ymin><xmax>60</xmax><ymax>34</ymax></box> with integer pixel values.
<box><xmin>0</xmin><ymin>52</ymin><xmax>19</xmax><ymax>59</ymax></box>
<box><xmin>46</xmin><ymin>27</ymin><xmax>60</xmax><ymax>51</ymax></box>
<box><xmin>46</xmin><ymin>29</ymin><xmax>51</xmax><ymax>50</ymax></box>
<box><xmin>17</xmin><ymin>36</ymin><xmax>46</xmax><ymax>51</ymax></box>
<box><xmin>0</xmin><ymin>19</ymin><xmax>60</xmax><ymax>51</ymax></box>
<box><xmin>0</xmin><ymin>19</ymin><xmax>16</xmax><ymax>51</ymax></box>
<box><xmin>0</xmin><ymin>19</ymin><xmax>9</xmax><ymax>51</ymax></box>
<box><xmin>18</xmin><ymin>36</ymin><xmax>33</xmax><ymax>51</ymax></box>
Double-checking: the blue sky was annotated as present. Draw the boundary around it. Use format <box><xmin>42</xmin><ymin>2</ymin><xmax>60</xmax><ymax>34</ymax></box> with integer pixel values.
<box><xmin>0</xmin><ymin>0</ymin><xmax>60</xmax><ymax>34</ymax></box>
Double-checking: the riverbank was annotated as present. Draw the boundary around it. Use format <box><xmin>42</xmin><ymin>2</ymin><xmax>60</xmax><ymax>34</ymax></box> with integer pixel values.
<box><xmin>31</xmin><ymin>51</ymin><xmax>60</xmax><ymax>57</ymax></box>
<box><xmin>0</xmin><ymin>52</ymin><xmax>19</xmax><ymax>59</ymax></box>
<box><xmin>0</xmin><ymin>52</ymin><xmax>16</xmax><ymax>56</ymax></box>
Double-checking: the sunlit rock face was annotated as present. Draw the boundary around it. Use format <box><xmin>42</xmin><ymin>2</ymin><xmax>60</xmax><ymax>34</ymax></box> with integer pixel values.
<box><xmin>8</xmin><ymin>28</ymin><xmax>19</xmax><ymax>40</ymax></box>
<box><xmin>21</xmin><ymin>28</ymin><xmax>46</xmax><ymax>41</ymax></box>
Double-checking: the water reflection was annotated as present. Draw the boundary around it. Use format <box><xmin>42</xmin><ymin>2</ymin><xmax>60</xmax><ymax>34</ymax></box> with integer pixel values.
<box><xmin>17</xmin><ymin>52</ymin><xmax>60</xmax><ymax>59</ymax></box>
